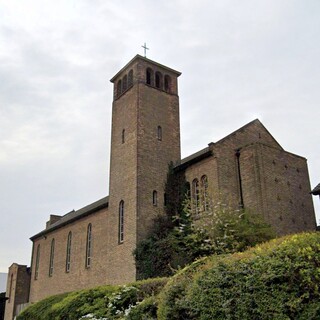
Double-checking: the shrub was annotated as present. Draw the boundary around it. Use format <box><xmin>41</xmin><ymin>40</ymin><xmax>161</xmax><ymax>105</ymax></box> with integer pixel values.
<box><xmin>157</xmin><ymin>232</ymin><xmax>320</xmax><ymax>320</ymax></box>
<box><xmin>17</xmin><ymin>278</ymin><xmax>168</xmax><ymax>320</ymax></box>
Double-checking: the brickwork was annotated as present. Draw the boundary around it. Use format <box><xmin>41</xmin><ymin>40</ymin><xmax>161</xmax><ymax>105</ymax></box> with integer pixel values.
<box><xmin>184</xmin><ymin>120</ymin><xmax>316</xmax><ymax>235</ymax></box>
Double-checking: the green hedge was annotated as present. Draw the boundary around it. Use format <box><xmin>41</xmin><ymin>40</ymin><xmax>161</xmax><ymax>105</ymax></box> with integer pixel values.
<box><xmin>157</xmin><ymin>232</ymin><xmax>320</xmax><ymax>319</ymax></box>
<box><xmin>17</xmin><ymin>278</ymin><xmax>167</xmax><ymax>320</ymax></box>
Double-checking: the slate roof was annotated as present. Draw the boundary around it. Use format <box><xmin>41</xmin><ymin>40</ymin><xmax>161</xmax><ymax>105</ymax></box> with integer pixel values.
<box><xmin>30</xmin><ymin>196</ymin><xmax>109</xmax><ymax>240</ymax></box>
<box><xmin>311</xmin><ymin>183</ymin><xmax>320</xmax><ymax>195</ymax></box>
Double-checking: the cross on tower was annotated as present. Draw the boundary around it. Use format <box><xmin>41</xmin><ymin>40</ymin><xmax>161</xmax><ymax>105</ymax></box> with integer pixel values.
<box><xmin>141</xmin><ymin>42</ymin><xmax>149</xmax><ymax>58</ymax></box>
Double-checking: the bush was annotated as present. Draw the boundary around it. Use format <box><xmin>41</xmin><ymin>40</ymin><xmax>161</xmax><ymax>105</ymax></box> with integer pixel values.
<box><xmin>17</xmin><ymin>278</ymin><xmax>168</xmax><ymax>320</ymax></box>
<box><xmin>157</xmin><ymin>232</ymin><xmax>320</xmax><ymax>320</ymax></box>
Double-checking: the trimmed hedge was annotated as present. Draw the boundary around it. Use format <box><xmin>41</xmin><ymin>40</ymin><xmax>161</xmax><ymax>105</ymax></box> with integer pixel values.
<box><xmin>17</xmin><ymin>278</ymin><xmax>167</xmax><ymax>320</ymax></box>
<box><xmin>157</xmin><ymin>232</ymin><xmax>320</xmax><ymax>319</ymax></box>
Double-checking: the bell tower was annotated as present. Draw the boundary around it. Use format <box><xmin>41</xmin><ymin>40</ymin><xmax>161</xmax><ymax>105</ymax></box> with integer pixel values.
<box><xmin>107</xmin><ymin>55</ymin><xmax>181</xmax><ymax>283</ymax></box>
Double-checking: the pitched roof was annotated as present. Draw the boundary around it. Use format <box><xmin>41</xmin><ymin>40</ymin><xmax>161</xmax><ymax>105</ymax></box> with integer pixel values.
<box><xmin>30</xmin><ymin>196</ymin><xmax>109</xmax><ymax>240</ymax></box>
<box><xmin>311</xmin><ymin>183</ymin><xmax>320</xmax><ymax>195</ymax></box>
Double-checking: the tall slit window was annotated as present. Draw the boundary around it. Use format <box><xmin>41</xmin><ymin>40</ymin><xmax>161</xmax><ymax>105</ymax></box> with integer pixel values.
<box><xmin>128</xmin><ymin>69</ymin><xmax>133</xmax><ymax>87</ymax></box>
<box><xmin>164</xmin><ymin>75</ymin><xmax>171</xmax><ymax>93</ymax></box>
<box><xmin>86</xmin><ymin>224</ymin><xmax>92</xmax><ymax>268</ymax></box>
<box><xmin>49</xmin><ymin>239</ymin><xmax>55</xmax><ymax>277</ymax></box>
<box><xmin>66</xmin><ymin>231</ymin><xmax>72</xmax><ymax>273</ymax></box>
<box><xmin>35</xmin><ymin>244</ymin><xmax>40</xmax><ymax>280</ymax></box>
<box><xmin>201</xmin><ymin>175</ymin><xmax>209</xmax><ymax>211</ymax></box>
<box><xmin>157</xmin><ymin>126</ymin><xmax>162</xmax><ymax>141</ymax></box>
<box><xmin>153</xmin><ymin>190</ymin><xmax>158</xmax><ymax>206</ymax></box>
<box><xmin>146</xmin><ymin>68</ymin><xmax>153</xmax><ymax>85</ymax></box>
<box><xmin>122</xmin><ymin>129</ymin><xmax>125</xmax><ymax>144</ymax></box>
<box><xmin>117</xmin><ymin>80</ymin><xmax>122</xmax><ymax>97</ymax></box>
<box><xmin>122</xmin><ymin>75</ymin><xmax>128</xmax><ymax>92</ymax></box>
<box><xmin>119</xmin><ymin>200</ymin><xmax>124</xmax><ymax>243</ymax></box>
<box><xmin>192</xmin><ymin>179</ymin><xmax>200</xmax><ymax>214</ymax></box>
<box><xmin>155</xmin><ymin>71</ymin><xmax>163</xmax><ymax>89</ymax></box>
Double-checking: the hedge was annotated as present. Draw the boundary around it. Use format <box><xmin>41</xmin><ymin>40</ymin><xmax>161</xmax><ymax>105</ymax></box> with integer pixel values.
<box><xmin>17</xmin><ymin>278</ymin><xmax>167</xmax><ymax>320</ymax></box>
<box><xmin>157</xmin><ymin>232</ymin><xmax>320</xmax><ymax>319</ymax></box>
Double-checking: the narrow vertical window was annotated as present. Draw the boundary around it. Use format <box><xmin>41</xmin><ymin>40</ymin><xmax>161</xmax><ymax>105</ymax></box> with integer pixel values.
<box><xmin>49</xmin><ymin>239</ymin><xmax>55</xmax><ymax>277</ymax></box>
<box><xmin>164</xmin><ymin>75</ymin><xmax>171</xmax><ymax>93</ymax></box>
<box><xmin>86</xmin><ymin>224</ymin><xmax>92</xmax><ymax>268</ymax></box>
<box><xmin>128</xmin><ymin>69</ymin><xmax>133</xmax><ymax>87</ymax></box>
<box><xmin>122</xmin><ymin>129</ymin><xmax>125</xmax><ymax>144</ymax></box>
<box><xmin>117</xmin><ymin>79</ymin><xmax>122</xmax><ymax>97</ymax></box>
<box><xmin>35</xmin><ymin>244</ymin><xmax>40</xmax><ymax>280</ymax></box>
<box><xmin>66</xmin><ymin>231</ymin><xmax>72</xmax><ymax>273</ymax></box>
<box><xmin>146</xmin><ymin>68</ymin><xmax>153</xmax><ymax>85</ymax></box>
<box><xmin>192</xmin><ymin>179</ymin><xmax>200</xmax><ymax>214</ymax></box>
<box><xmin>119</xmin><ymin>201</ymin><xmax>124</xmax><ymax>243</ymax></box>
<box><xmin>122</xmin><ymin>74</ymin><xmax>128</xmax><ymax>92</ymax></box>
<box><xmin>164</xmin><ymin>193</ymin><xmax>167</xmax><ymax>206</ymax></box>
<box><xmin>155</xmin><ymin>72</ymin><xmax>163</xmax><ymax>89</ymax></box>
<box><xmin>157</xmin><ymin>126</ymin><xmax>162</xmax><ymax>141</ymax></box>
<box><xmin>201</xmin><ymin>175</ymin><xmax>209</xmax><ymax>211</ymax></box>
<box><xmin>153</xmin><ymin>190</ymin><xmax>158</xmax><ymax>206</ymax></box>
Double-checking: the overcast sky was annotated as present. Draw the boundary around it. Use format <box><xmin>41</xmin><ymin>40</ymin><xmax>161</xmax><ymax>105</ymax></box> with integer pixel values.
<box><xmin>1</xmin><ymin>0</ymin><xmax>319</xmax><ymax>273</ymax></box>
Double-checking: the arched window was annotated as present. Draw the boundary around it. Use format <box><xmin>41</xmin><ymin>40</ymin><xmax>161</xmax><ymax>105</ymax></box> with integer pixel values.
<box><xmin>153</xmin><ymin>190</ymin><xmax>158</xmax><ymax>206</ymax></box>
<box><xmin>49</xmin><ymin>239</ymin><xmax>55</xmax><ymax>277</ymax></box>
<box><xmin>122</xmin><ymin>74</ymin><xmax>128</xmax><ymax>92</ymax></box>
<box><xmin>157</xmin><ymin>126</ymin><xmax>162</xmax><ymax>141</ymax></box>
<box><xmin>35</xmin><ymin>244</ymin><xmax>40</xmax><ymax>280</ymax></box>
<box><xmin>66</xmin><ymin>231</ymin><xmax>72</xmax><ymax>273</ymax></box>
<box><xmin>164</xmin><ymin>75</ymin><xmax>171</xmax><ymax>93</ymax></box>
<box><xmin>86</xmin><ymin>224</ymin><xmax>92</xmax><ymax>268</ymax></box>
<box><xmin>146</xmin><ymin>68</ymin><xmax>153</xmax><ymax>86</ymax></box>
<box><xmin>201</xmin><ymin>175</ymin><xmax>209</xmax><ymax>211</ymax></box>
<box><xmin>128</xmin><ymin>69</ymin><xmax>133</xmax><ymax>87</ymax></box>
<box><xmin>155</xmin><ymin>71</ymin><xmax>163</xmax><ymax>89</ymax></box>
<box><xmin>117</xmin><ymin>79</ymin><xmax>122</xmax><ymax>97</ymax></box>
<box><xmin>192</xmin><ymin>179</ymin><xmax>200</xmax><ymax>213</ymax></box>
<box><xmin>122</xmin><ymin>129</ymin><xmax>125</xmax><ymax>144</ymax></box>
<box><xmin>119</xmin><ymin>201</ymin><xmax>124</xmax><ymax>243</ymax></box>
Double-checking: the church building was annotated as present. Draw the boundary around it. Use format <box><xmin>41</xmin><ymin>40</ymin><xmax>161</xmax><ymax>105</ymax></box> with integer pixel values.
<box><xmin>4</xmin><ymin>55</ymin><xmax>316</xmax><ymax>320</ymax></box>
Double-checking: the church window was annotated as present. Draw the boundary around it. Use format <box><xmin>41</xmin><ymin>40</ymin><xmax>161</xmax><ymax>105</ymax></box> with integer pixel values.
<box><xmin>122</xmin><ymin>129</ymin><xmax>125</xmax><ymax>144</ymax></box>
<box><xmin>35</xmin><ymin>244</ymin><xmax>40</xmax><ymax>280</ymax></box>
<box><xmin>157</xmin><ymin>126</ymin><xmax>162</xmax><ymax>141</ymax></box>
<box><xmin>153</xmin><ymin>190</ymin><xmax>158</xmax><ymax>206</ymax></box>
<box><xmin>66</xmin><ymin>231</ymin><xmax>72</xmax><ymax>273</ymax></box>
<box><xmin>164</xmin><ymin>193</ymin><xmax>167</xmax><ymax>206</ymax></box>
<box><xmin>146</xmin><ymin>68</ymin><xmax>153</xmax><ymax>86</ymax></box>
<box><xmin>128</xmin><ymin>69</ymin><xmax>133</xmax><ymax>87</ymax></box>
<box><xmin>117</xmin><ymin>79</ymin><xmax>122</xmax><ymax>97</ymax></box>
<box><xmin>86</xmin><ymin>224</ymin><xmax>92</xmax><ymax>268</ymax></box>
<box><xmin>164</xmin><ymin>75</ymin><xmax>171</xmax><ymax>93</ymax></box>
<box><xmin>49</xmin><ymin>239</ymin><xmax>55</xmax><ymax>277</ymax></box>
<box><xmin>119</xmin><ymin>201</ymin><xmax>124</xmax><ymax>243</ymax></box>
<box><xmin>122</xmin><ymin>75</ymin><xmax>128</xmax><ymax>92</ymax></box>
<box><xmin>201</xmin><ymin>175</ymin><xmax>209</xmax><ymax>211</ymax></box>
<box><xmin>192</xmin><ymin>179</ymin><xmax>200</xmax><ymax>214</ymax></box>
<box><xmin>155</xmin><ymin>71</ymin><xmax>163</xmax><ymax>89</ymax></box>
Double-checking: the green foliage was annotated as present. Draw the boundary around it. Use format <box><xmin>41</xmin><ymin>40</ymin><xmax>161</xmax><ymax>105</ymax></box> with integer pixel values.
<box><xmin>135</xmin><ymin>164</ymin><xmax>275</xmax><ymax>280</ymax></box>
<box><xmin>17</xmin><ymin>278</ymin><xmax>167</xmax><ymax>320</ymax></box>
<box><xmin>157</xmin><ymin>232</ymin><xmax>320</xmax><ymax>320</ymax></box>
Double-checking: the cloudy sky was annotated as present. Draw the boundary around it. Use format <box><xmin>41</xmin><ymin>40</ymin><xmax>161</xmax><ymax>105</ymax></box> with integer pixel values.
<box><xmin>0</xmin><ymin>0</ymin><xmax>319</xmax><ymax>272</ymax></box>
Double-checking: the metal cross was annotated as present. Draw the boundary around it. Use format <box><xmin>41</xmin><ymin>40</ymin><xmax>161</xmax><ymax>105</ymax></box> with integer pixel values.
<box><xmin>141</xmin><ymin>42</ymin><xmax>149</xmax><ymax>57</ymax></box>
